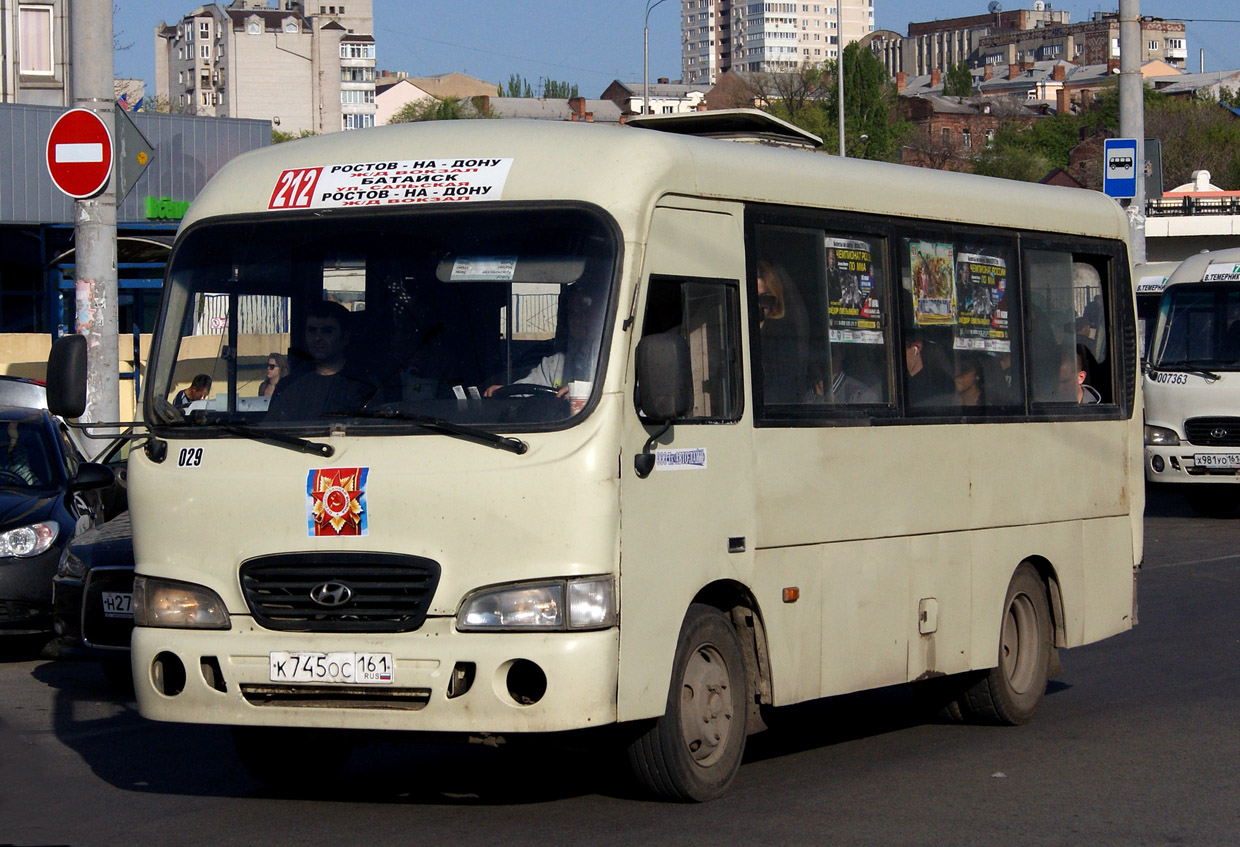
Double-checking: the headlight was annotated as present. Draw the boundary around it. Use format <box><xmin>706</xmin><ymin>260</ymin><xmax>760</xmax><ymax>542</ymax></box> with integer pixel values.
<box><xmin>457</xmin><ymin>576</ymin><xmax>616</xmax><ymax>632</ymax></box>
<box><xmin>57</xmin><ymin>547</ymin><xmax>86</xmax><ymax>579</ymax></box>
<box><xmin>1145</xmin><ymin>424</ymin><xmax>1180</xmax><ymax>446</ymax></box>
<box><xmin>0</xmin><ymin>521</ymin><xmax>59</xmax><ymax>558</ymax></box>
<box><xmin>133</xmin><ymin>575</ymin><xmax>231</xmax><ymax>629</ymax></box>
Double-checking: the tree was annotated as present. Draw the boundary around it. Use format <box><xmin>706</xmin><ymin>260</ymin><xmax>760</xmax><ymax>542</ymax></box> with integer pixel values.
<box><xmin>388</xmin><ymin>97</ymin><xmax>493</xmax><ymax>123</ymax></box>
<box><xmin>504</xmin><ymin>73</ymin><xmax>579</xmax><ymax>99</ymax></box>
<box><xmin>825</xmin><ymin>43</ymin><xmax>908</xmax><ymax>161</ymax></box>
<box><xmin>273</xmin><ymin>128</ymin><xmax>316</xmax><ymax>143</ymax></box>
<box><xmin>942</xmin><ymin>62</ymin><xmax>973</xmax><ymax>97</ymax></box>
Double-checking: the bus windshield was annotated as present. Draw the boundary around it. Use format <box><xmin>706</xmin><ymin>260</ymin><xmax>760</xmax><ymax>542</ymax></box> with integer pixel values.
<box><xmin>147</xmin><ymin>207</ymin><xmax>618</xmax><ymax>432</ymax></box>
<box><xmin>1152</xmin><ymin>283</ymin><xmax>1240</xmax><ymax>370</ymax></box>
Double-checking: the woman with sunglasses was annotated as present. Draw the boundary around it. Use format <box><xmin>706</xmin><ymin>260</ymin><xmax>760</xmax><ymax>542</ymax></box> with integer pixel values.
<box><xmin>257</xmin><ymin>352</ymin><xmax>289</xmax><ymax>398</ymax></box>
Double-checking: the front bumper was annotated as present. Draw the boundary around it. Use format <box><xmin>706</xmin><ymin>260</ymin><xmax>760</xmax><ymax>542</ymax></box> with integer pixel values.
<box><xmin>132</xmin><ymin>616</ymin><xmax>619</xmax><ymax>734</ymax></box>
<box><xmin>1145</xmin><ymin>445</ymin><xmax>1240</xmax><ymax>485</ymax></box>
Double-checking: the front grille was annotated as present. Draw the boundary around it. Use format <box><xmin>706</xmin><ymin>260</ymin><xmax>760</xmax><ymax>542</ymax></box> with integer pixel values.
<box><xmin>240</xmin><ymin>553</ymin><xmax>440</xmax><ymax>633</ymax></box>
<box><xmin>82</xmin><ymin>567</ymin><xmax>135</xmax><ymax>649</ymax></box>
<box><xmin>1185</xmin><ymin>417</ymin><xmax>1240</xmax><ymax>447</ymax></box>
<box><xmin>240</xmin><ymin>683</ymin><xmax>431</xmax><ymax>710</ymax></box>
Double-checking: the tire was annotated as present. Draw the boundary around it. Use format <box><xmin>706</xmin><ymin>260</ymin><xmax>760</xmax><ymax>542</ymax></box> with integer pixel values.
<box><xmin>231</xmin><ymin>726</ymin><xmax>352</xmax><ymax>793</ymax></box>
<box><xmin>957</xmin><ymin>564</ymin><xmax>1053</xmax><ymax>725</ymax></box>
<box><xmin>626</xmin><ymin>604</ymin><xmax>748</xmax><ymax>802</ymax></box>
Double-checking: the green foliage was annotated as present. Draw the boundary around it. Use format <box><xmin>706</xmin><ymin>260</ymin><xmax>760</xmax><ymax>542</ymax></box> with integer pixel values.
<box><xmin>504</xmin><ymin>73</ymin><xmax>579</xmax><ymax>99</ymax></box>
<box><xmin>942</xmin><ymin>63</ymin><xmax>973</xmax><ymax>97</ymax></box>
<box><xmin>390</xmin><ymin>97</ymin><xmax>470</xmax><ymax>123</ymax></box>
<box><xmin>272</xmin><ymin>128</ymin><xmax>316</xmax><ymax>143</ymax></box>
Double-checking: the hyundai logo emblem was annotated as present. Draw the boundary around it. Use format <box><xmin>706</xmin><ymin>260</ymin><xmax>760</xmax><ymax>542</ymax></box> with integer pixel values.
<box><xmin>310</xmin><ymin>581</ymin><xmax>353</xmax><ymax>608</ymax></box>
<box><xmin>1212</xmin><ymin>428</ymin><xmax>1229</xmax><ymax>440</ymax></box>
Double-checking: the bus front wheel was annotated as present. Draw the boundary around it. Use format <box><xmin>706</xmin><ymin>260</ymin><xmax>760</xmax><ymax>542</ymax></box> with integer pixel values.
<box><xmin>958</xmin><ymin>564</ymin><xmax>1052</xmax><ymax>725</ymax></box>
<box><xmin>626</xmin><ymin>603</ymin><xmax>748</xmax><ymax>802</ymax></box>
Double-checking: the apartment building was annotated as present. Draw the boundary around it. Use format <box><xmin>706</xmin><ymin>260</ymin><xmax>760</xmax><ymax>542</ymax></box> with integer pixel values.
<box><xmin>155</xmin><ymin>0</ymin><xmax>376</xmax><ymax>134</ymax></box>
<box><xmin>878</xmin><ymin>5</ymin><xmax>1187</xmax><ymax>79</ymax></box>
<box><xmin>682</xmin><ymin>0</ymin><xmax>875</xmax><ymax>86</ymax></box>
<box><xmin>1</xmin><ymin>0</ymin><xmax>71</xmax><ymax>105</ymax></box>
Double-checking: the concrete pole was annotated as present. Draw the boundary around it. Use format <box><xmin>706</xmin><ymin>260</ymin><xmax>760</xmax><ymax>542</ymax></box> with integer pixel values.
<box><xmin>70</xmin><ymin>1</ymin><xmax>120</xmax><ymax>434</ymax></box>
<box><xmin>837</xmin><ymin>4</ymin><xmax>845</xmax><ymax>156</ymax></box>
<box><xmin>1118</xmin><ymin>0</ymin><xmax>1146</xmax><ymax>265</ymax></box>
<box><xmin>644</xmin><ymin>0</ymin><xmax>667</xmax><ymax>117</ymax></box>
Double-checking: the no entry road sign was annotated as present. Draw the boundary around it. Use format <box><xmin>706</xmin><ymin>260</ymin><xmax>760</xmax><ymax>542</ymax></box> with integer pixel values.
<box><xmin>46</xmin><ymin>108</ymin><xmax>114</xmax><ymax>199</ymax></box>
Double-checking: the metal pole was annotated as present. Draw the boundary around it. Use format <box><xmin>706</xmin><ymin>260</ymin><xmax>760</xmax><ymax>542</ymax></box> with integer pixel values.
<box><xmin>70</xmin><ymin>2</ymin><xmax>120</xmax><ymax>434</ymax></box>
<box><xmin>1119</xmin><ymin>0</ymin><xmax>1146</xmax><ymax>265</ymax></box>
<box><xmin>837</xmin><ymin>2</ymin><xmax>845</xmax><ymax>156</ymax></box>
<box><xmin>644</xmin><ymin>0</ymin><xmax>668</xmax><ymax>116</ymax></box>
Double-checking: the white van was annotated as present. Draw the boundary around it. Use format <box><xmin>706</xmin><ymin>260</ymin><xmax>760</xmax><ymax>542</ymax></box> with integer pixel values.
<box><xmin>1144</xmin><ymin>247</ymin><xmax>1240</xmax><ymax>515</ymax></box>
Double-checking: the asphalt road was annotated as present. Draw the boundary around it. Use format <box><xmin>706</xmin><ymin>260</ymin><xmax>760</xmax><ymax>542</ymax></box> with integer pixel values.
<box><xmin>1</xmin><ymin>486</ymin><xmax>1237</xmax><ymax>847</ymax></box>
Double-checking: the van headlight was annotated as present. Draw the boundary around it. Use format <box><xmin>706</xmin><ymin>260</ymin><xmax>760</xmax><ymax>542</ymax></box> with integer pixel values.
<box><xmin>133</xmin><ymin>575</ymin><xmax>231</xmax><ymax>629</ymax></box>
<box><xmin>0</xmin><ymin>521</ymin><xmax>59</xmax><ymax>558</ymax></box>
<box><xmin>1144</xmin><ymin>425</ymin><xmax>1180</xmax><ymax>446</ymax></box>
<box><xmin>457</xmin><ymin>576</ymin><xmax>616</xmax><ymax>632</ymax></box>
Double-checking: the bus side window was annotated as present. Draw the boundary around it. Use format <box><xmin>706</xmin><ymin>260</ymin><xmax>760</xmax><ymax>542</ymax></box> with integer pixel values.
<box><xmin>1026</xmin><ymin>249</ymin><xmax>1115</xmax><ymax>406</ymax></box>
<box><xmin>641</xmin><ymin>276</ymin><xmax>742</xmax><ymax>421</ymax></box>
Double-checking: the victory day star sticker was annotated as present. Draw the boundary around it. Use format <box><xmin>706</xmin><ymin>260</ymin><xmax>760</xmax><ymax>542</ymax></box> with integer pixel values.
<box><xmin>307</xmin><ymin>467</ymin><xmax>369</xmax><ymax>536</ymax></box>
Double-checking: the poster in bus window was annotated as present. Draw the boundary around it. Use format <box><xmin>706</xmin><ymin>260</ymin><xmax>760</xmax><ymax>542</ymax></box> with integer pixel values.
<box><xmin>954</xmin><ymin>252</ymin><xmax>1011</xmax><ymax>352</ymax></box>
<box><xmin>908</xmin><ymin>241</ymin><xmax>956</xmax><ymax>325</ymax></box>
<box><xmin>826</xmin><ymin>237</ymin><xmax>883</xmax><ymax>344</ymax></box>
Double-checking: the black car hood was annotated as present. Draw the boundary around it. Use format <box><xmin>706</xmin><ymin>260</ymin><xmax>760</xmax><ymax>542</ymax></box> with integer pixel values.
<box><xmin>0</xmin><ymin>490</ymin><xmax>60</xmax><ymax>532</ymax></box>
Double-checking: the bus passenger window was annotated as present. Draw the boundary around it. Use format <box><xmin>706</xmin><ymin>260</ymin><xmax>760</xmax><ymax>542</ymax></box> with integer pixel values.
<box><xmin>641</xmin><ymin>276</ymin><xmax>741</xmax><ymax>421</ymax></box>
<box><xmin>754</xmin><ymin>260</ymin><xmax>809</xmax><ymax>404</ymax></box>
<box><xmin>1026</xmin><ymin>249</ymin><xmax>1113</xmax><ymax>406</ymax></box>
<box><xmin>810</xmin><ymin>234</ymin><xmax>891</xmax><ymax>407</ymax></box>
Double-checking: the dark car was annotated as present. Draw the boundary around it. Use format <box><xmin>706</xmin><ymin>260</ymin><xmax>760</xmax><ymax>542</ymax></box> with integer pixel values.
<box><xmin>53</xmin><ymin>511</ymin><xmax>134</xmax><ymax>685</ymax></box>
<box><xmin>0</xmin><ymin>406</ymin><xmax>115</xmax><ymax>647</ymax></box>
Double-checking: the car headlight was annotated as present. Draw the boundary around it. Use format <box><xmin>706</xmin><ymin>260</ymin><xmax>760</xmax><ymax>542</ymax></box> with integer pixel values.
<box><xmin>457</xmin><ymin>576</ymin><xmax>616</xmax><ymax>632</ymax></box>
<box><xmin>133</xmin><ymin>575</ymin><xmax>231</xmax><ymax>629</ymax></box>
<box><xmin>0</xmin><ymin>521</ymin><xmax>59</xmax><ymax>558</ymax></box>
<box><xmin>1144</xmin><ymin>424</ymin><xmax>1180</xmax><ymax>446</ymax></box>
<box><xmin>57</xmin><ymin>546</ymin><xmax>86</xmax><ymax>579</ymax></box>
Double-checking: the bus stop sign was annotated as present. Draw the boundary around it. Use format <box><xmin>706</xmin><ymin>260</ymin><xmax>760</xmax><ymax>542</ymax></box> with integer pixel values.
<box><xmin>46</xmin><ymin>108</ymin><xmax>114</xmax><ymax>199</ymax></box>
<box><xmin>1103</xmin><ymin>138</ymin><xmax>1138</xmax><ymax>199</ymax></box>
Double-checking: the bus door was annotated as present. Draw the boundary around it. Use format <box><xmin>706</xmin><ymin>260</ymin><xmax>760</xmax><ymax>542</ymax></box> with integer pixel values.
<box><xmin>617</xmin><ymin>201</ymin><xmax>755</xmax><ymax>722</ymax></box>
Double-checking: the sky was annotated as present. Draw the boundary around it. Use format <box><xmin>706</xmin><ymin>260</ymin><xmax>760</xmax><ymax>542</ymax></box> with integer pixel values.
<box><xmin>113</xmin><ymin>1</ymin><xmax>1240</xmax><ymax>99</ymax></box>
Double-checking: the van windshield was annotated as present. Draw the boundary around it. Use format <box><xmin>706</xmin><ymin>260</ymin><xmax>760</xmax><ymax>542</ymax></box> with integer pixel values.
<box><xmin>147</xmin><ymin>207</ymin><xmax>618</xmax><ymax>432</ymax></box>
<box><xmin>1152</xmin><ymin>283</ymin><xmax>1240</xmax><ymax>370</ymax></box>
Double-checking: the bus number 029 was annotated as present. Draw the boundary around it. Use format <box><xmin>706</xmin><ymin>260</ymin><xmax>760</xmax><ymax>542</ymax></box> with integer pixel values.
<box><xmin>177</xmin><ymin>447</ymin><xmax>203</xmax><ymax>468</ymax></box>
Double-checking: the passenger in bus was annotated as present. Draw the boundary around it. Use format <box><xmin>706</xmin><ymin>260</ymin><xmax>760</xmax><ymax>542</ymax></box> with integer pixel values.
<box><xmin>904</xmin><ymin>332</ymin><xmax>954</xmax><ymax>406</ymax></box>
<box><xmin>257</xmin><ymin>353</ymin><xmax>288</xmax><ymax>398</ymax></box>
<box><xmin>1074</xmin><ymin>345</ymin><xmax>1101</xmax><ymax>404</ymax></box>
<box><xmin>266</xmin><ymin>300</ymin><xmax>370</xmax><ymax>421</ymax></box>
<box><xmin>174</xmin><ymin>374</ymin><xmax>212</xmax><ymax>410</ymax></box>
<box><xmin>484</xmin><ymin>286</ymin><xmax>597</xmax><ymax>401</ymax></box>
<box><xmin>953</xmin><ymin>355</ymin><xmax>985</xmax><ymax>406</ymax></box>
<box><xmin>755</xmin><ymin>260</ymin><xmax>808</xmax><ymax>404</ymax></box>
<box><xmin>808</xmin><ymin>345</ymin><xmax>880</xmax><ymax>404</ymax></box>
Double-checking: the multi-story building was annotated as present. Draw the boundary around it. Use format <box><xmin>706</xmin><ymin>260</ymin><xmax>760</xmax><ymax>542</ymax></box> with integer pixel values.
<box><xmin>1</xmin><ymin>0</ymin><xmax>71</xmax><ymax>105</ymax></box>
<box><xmin>682</xmin><ymin>0</ymin><xmax>875</xmax><ymax>86</ymax></box>
<box><xmin>155</xmin><ymin>0</ymin><xmax>376</xmax><ymax>134</ymax></box>
<box><xmin>877</xmin><ymin>5</ymin><xmax>1187</xmax><ymax>80</ymax></box>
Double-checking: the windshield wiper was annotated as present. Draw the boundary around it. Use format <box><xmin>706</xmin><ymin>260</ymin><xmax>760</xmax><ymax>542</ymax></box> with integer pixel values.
<box><xmin>1150</xmin><ymin>363</ymin><xmax>1222</xmax><ymax>381</ymax></box>
<box><xmin>331</xmin><ymin>408</ymin><xmax>528</xmax><ymax>455</ymax></box>
<box><xmin>178</xmin><ymin>416</ymin><xmax>334</xmax><ymax>458</ymax></box>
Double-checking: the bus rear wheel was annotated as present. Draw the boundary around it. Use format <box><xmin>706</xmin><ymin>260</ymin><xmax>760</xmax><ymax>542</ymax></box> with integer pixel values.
<box><xmin>626</xmin><ymin>603</ymin><xmax>747</xmax><ymax>802</ymax></box>
<box><xmin>958</xmin><ymin>564</ymin><xmax>1052</xmax><ymax>725</ymax></box>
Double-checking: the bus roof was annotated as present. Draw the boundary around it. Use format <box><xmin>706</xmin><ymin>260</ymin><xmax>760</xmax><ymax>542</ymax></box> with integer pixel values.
<box><xmin>181</xmin><ymin>119</ymin><xmax>1132</xmax><ymax>243</ymax></box>
<box><xmin>1165</xmin><ymin>247</ymin><xmax>1240</xmax><ymax>286</ymax></box>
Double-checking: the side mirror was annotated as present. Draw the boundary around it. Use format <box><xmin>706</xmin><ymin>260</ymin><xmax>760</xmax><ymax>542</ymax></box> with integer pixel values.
<box><xmin>634</xmin><ymin>333</ymin><xmax>693</xmax><ymax>479</ymax></box>
<box><xmin>47</xmin><ymin>334</ymin><xmax>88</xmax><ymax>419</ymax></box>
<box><xmin>635</xmin><ymin>332</ymin><xmax>693</xmax><ymax>421</ymax></box>
<box><xmin>69</xmin><ymin>462</ymin><xmax>115</xmax><ymax>492</ymax></box>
